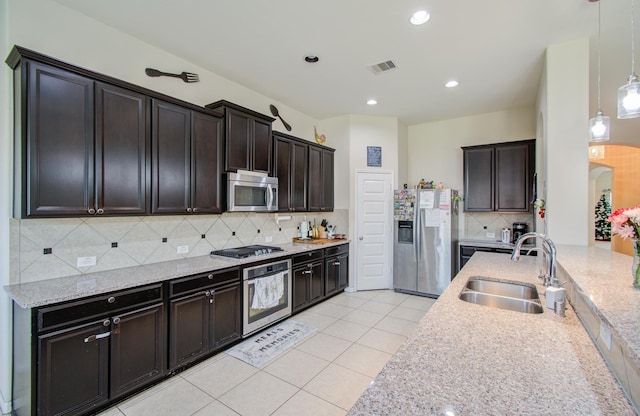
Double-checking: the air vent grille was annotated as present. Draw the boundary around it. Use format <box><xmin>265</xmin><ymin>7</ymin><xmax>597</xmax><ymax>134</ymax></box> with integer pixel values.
<box><xmin>367</xmin><ymin>60</ymin><xmax>397</xmax><ymax>75</ymax></box>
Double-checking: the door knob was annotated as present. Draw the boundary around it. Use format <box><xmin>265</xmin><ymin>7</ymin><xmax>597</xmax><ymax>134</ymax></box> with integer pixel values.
<box><xmin>359</xmin><ymin>236</ymin><xmax>364</xmax><ymax>240</ymax></box>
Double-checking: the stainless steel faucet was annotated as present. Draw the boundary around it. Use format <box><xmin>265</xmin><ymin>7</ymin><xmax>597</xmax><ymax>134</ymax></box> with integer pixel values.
<box><xmin>511</xmin><ymin>232</ymin><xmax>557</xmax><ymax>287</ymax></box>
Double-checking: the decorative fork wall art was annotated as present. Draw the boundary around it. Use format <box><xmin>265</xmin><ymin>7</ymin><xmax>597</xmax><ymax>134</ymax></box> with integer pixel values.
<box><xmin>145</xmin><ymin>68</ymin><xmax>199</xmax><ymax>83</ymax></box>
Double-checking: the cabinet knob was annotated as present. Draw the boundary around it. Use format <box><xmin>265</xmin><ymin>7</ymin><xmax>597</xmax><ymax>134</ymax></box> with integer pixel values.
<box><xmin>112</xmin><ymin>317</ymin><xmax>121</xmax><ymax>325</ymax></box>
<box><xmin>205</xmin><ymin>291</ymin><xmax>210</xmax><ymax>297</ymax></box>
<box><xmin>103</xmin><ymin>320</ymin><xmax>111</xmax><ymax>327</ymax></box>
<box><xmin>207</xmin><ymin>273</ymin><xmax>214</xmax><ymax>280</ymax></box>
<box><xmin>97</xmin><ymin>208</ymin><xmax>104</xmax><ymax>215</ymax></box>
<box><xmin>88</xmin><ymin>208</ymin><xmax>96</xmax><ymax>215</ymax></box>
<box><xmin>333</xmin><ymin>261</ymin><xmax>341</xmax><ymax>266</ymax></box>
<box><xmin>186</xmin><ymin>207</ymin><xmax>192</xmax><ymax>213</ymax></box>
<box><xmin>193</xmin><ymin>208</ymin><xmax>199</xmax><ymax>213</ymax></box>
<box><xmin>107</xmin><ymin>296</ymin><xmax>116</xmax><ymax>304</ymax></box>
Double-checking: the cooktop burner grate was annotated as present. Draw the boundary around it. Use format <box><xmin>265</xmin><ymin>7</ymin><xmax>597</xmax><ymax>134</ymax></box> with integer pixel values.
<box><xmin>210</xmin><ymin>245</ymin><xmax>283</xmax><ymax>259</ymax></box>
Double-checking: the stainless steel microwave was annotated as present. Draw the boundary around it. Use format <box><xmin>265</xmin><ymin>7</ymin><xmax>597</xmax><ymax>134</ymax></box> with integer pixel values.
<box><xmin>226</xmin><ymin>172</ymin><xmax>278</xmax><ymax>212</ymax></box>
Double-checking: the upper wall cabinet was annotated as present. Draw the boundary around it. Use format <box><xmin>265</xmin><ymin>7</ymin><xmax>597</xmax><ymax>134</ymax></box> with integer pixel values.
<box><xmin>308</xmin><ymin>145</ymin><xmax>335</xmax><ymax>212</ymax></box>
<box><xmin>205</xmin><ymin>100</ymin><xmax>274</xmax><ymax>175</ymax></box>
<box><xmin>151</xmin><ymin>100</ymin><xmax>223</xmax><ymax>214</ymax></box>
<box><xmin>273</xmin><ymin>131</ymin><xmax>308</xmax><ymax>212</ymax></box>
<box><xmin>7</xmin><ymin>46</ymin><xmax>223</xmax><ymax>218</ymax></box>
<box><xmin>462</xmin><ymin>139</ymin><xmax>535</xmax><ymax>212</ymax></box>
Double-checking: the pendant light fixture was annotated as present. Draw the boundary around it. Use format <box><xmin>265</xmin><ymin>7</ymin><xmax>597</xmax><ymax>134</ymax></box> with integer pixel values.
<box><xmin>590</xmin><ymin>0</ymin><xmax>610</xmax><ymax>142</ymax></box>
<box><xmin>618</xmin><ymin>0</ymin><xmax>640</xmax><ymax>118</ymax></box>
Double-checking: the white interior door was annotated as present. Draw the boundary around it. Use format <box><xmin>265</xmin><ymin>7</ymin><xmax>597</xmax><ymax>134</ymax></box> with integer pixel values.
<box><xmin>355</xmin><ymin>170</ymin><xmax>393</xmax><ymax>290</ymax></box>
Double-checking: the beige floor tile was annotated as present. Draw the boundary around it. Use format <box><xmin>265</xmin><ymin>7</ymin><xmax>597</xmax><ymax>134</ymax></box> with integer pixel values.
<box><xmin>388</xmin><ymin>305</ymin><xmax>428</xmax><ymax>322</ymax></box>
<box><xmin>324</xmin><ymin>293</ymin><xmax>368</xmax><ymax>308</ymax></box>
<box><xmin>400</xmin><ymin>295</ymin><xmax>437</xmax><ymax>311</ymax></box>
<box><xmin>358</xmin><ymin>300</ymin><xmax>396</xmax><ymax>315</ymax></box>
<box><xmin>374</xmin><ymin>315</ymin><xmax>419</xmax><ymax>336</ymax></box>
<box><xmin>342</xmin><ymin>290</ymin><xmax>380</xmax><ymax>300</ymax></box>
<box><xmin>95</xmin><ymin>407</ymin><xmax>125</xmax><ymax>416</ymax></box>
<box><xmin>370</xmin><ymin>290</ymin><xmax>409</xmax><ymax>305</ymax></box>
<box><xmin>356</xmin><ymin>328</ymin><xmax>408</xmax><ymax>354</ymax></box>
<box><xmin>191</xmin><ymin>400</ymin><xmax>240</xmax><ymax>416</ymax></box>
<box><xmin>310</xmin><ymin>302</ymin><xmax>355</xmax><ymax>319</ymax></box>
<box><xmin>303</xmin><ymin>363</ymin><xmax>372</xmax><ymax>410</ymax></box>
<box><xmin>334</xmin><ymin>343</ymin><xmax>393</xmax><ymax>378</ymax></box>
<box><xmin>115</xmin><ymin>376</ymin><xmax>182</xmax><ymax>410</ymax></box>
<box><xmin>295</xmin><ymin>332</ymin><xmax>352</xmax><ymax>361</ymax></box>
<box><xmin>263</xmin><ymin>349</ymin><xmax>330</xmax><ymax>388</ymax></box>
<box><xmin>341</xmin><ymin>308</ymin><xmax>385</xmax><ymax>327</ymax></box>
<box><xmin>182</xmin><ymin>355</ymin><xmax>258</xmax><ymax>398</ymax></box>
<box><xmin>321</xmin><ymin>319</ymin><xmax>369</xmax><ymax>342</ymax></box>
<box><xmin>177</xmin><ymin>352</ymin><xmax>226</xmax><ymax>377</ymax></box>
<box><xmin>119</xmin><ymin>378</ymin><xmax>213</xmax><ymax>416</ymax></box>
<box><xmin>218</xmin><ymin>372</ymin><xmax>298</xmax><ymax>416</ymax></box>
<box><xmin>290</xmin><ymin>310</ymin><xmax>337</xmax><ymax>330</ymax></box>
<box><xmin>272</xmin><ymin>390</ymin><xmax>346</xmax><ymax>416</ymax></box>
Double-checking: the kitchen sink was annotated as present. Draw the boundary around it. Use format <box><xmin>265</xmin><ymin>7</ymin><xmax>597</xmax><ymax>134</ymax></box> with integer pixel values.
<box><xmin>459</xmin><ymin>277</ymin><xmax>543</xmax><ymax>314</ymax></box>
<box><xmin>465</xmin><ymin>277</ymin><xmax>539</xmax><ymax>299</ymax></box>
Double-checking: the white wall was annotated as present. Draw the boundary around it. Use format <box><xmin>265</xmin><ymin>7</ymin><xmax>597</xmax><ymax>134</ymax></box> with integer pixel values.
<box><xmin>397</xmin><ymin>121</ymin><xmax>409</xmax><ymax>188</ymax></box>
<box><xmin>1</xmin><ymin>0</ymin><xmax>12</xmax><ymax>411</ymax></box>
<box><xmin>542</xmin><ymin>38</ymin><xmax>590</xmax><ymax>246</ymax></box>
<box><xmin>318</xmin><ymin>116</ymin><xmax>351</xmax><ymax>210</ymax></box>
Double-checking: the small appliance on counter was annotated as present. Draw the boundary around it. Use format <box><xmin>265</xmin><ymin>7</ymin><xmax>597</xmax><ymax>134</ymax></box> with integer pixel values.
<box><xmin>501</xmin><ymin>228</ymin><xmax>511</xmax><ymax>243</ymax></box>
<box><xmin>512</xmin><ymin>223</ymin><xmax>528</xmax><ymax>243</ymax></box>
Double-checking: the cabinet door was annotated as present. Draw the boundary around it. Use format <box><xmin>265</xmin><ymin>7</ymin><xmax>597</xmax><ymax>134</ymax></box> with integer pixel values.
<box><xmin>95</xmin><ymin>82</ymin><xmax>149</xmax><ymax>215</ymax></box>
<box><xmin>291</xmin><ymin>141</ymin><xmax>309</xmax><ymax>211</ymax></box>
<box><xmin>463</xmin><ymin>147</ymin><xmax>494</xmax><ymax>211</ymax></box>
<box><xmin>151</xmin><ymin>100</ymin><xmax>191</xmax><ymax>213</ymax></box>
<box><xmin>37</xmin><ymin>320</ymin><xmax>109</xmax><ymax>416</ymax></box>
<box><xmin>292</xmin><ymin>267</ymin><xmax>311</xmax><ymax>312</ymax></box>
<box><xmin>26</xmin><ymin>61</ymin><xmax>94</xmax><ymax>216</ymax></box>
<box><xmin>210</xmin><ymin>283</ymin><xmax>242</xmax><ymax>350</ymax></box>
<box><xmin>252</xmin><ymin>118</ymin><xmax>272</xmax><ymax>174</ymax></box>
<box><xmin>169</xmin><ymin>292</ymin><xmax>210</xmax><ymax>370</ymax></box>
<box><xmin>274</xmin><ymin>137</ymin><xmax>293</xmax><ymax>211</ymax></box>
<box><xmin>191</xmin><ymin>111</ymin><xmax>223</xmax><ymax>214</ymax></box>
<box><xmin>325</xmin><ymin>256</ymin><xmax>339</xmax><ymax>296</ymax></box>
<box><xmin>110</xmin><ymin>303</ymin><xmax>165</xmax><ymax>399</ymax></box>
<box><xmin>309</xmin><ymin>261</ymin><xmax>324</xmax><ymax>303</ymax></box>
<box><xmin>321</xmin><ymin>149</ymin><xmax>334</xmax><ymax>211</ymax></box>
<box><xmin>307</xmin><ymin>146</ymin><xmax>322</xmax><ymax>211</ymax></box>
<box><xmin>495</xmin><ymin>143</ymin><xmax>531</xmax><ymax>212</ymax></box>
<box><xmin>225</xmin><ymin>108</ymin><xmax>251</xmax><ymax>172</ymax></box>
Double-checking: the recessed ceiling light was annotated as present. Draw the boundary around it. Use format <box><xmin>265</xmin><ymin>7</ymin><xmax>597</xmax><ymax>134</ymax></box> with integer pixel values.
<box><xmin>367</xmin><ymin>99</ymin><xmax>378</xmax><ymax>106</ymax></box>
<box><xmin>445</xmin><ymin>80</ymin><xmax>459</xmax><ymax>88</ymax></box>
<box><xmin>410</xmin><ymin>10</ymin><xmax>430</xmax><ymax>25</ymax></box>
<box><xmin>304</xmin><ymin>54</ymin><xmax>319</xmax><ymax>63</ymax></box>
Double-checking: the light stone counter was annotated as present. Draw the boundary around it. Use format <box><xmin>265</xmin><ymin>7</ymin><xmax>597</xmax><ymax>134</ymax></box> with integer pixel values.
<box><xmin>349</xmin><ymin>250</ymin><xmax>637</xmax><ymax>415</ymax></box>
<box><xmin>4</xmin><ymin>241</ymin><xmax>349</xmax><ymax>308</ymax></box>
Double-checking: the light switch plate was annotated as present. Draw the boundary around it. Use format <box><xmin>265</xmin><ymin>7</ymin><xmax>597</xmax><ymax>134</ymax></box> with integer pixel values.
<box><xmin>265</xmin><ymin>236</ymin><xmax>273</xmax><ymax>243</ymax></box>
<box><xmin>486</xmin><ymin>232</ymin><xmax>495</xmax><ymax>238</ymax></box>
<box><xmin>177</xmin><ymin>245</ymin><xmax>189</xmax><ymax>254</ymax></box>
<box><xmin>77</xmin><ymin>256</ymin><xmax>96</xmax><ymax>267</ymax></box>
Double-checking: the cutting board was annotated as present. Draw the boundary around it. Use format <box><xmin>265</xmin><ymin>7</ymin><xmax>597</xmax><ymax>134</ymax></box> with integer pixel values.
<box><xmin>292</xmin><ymin>238</ymin><xmax>346</xmax><ymax>245</ymax></box>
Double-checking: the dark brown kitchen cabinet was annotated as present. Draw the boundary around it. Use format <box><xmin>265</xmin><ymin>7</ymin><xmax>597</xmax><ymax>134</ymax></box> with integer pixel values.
<box><xmin>273</xmin><ymin>131</ymin><xmax>308</xmax><ymax>212</ymax></box>
<box><xmin>292</xmin><ymin>250</ymin><xmax>324</xmax><ymax>313</ymax></box>
<box><xmin>325</xmin><ymin>243</ymin><xmax>349</xmax><ymax>296</ymax></box>
<box><xmin>205</xmin><ymin>100</ymin><xmax>274</xmax><ymax>174</ymax></box>
<box><xmin>17</xmin><ymin>284</ymin><xmax>166</xmax><ymax>416</ymax></box>
<box><xmin>11</xmin><ymin>58</ymin><xmax>149</xmax><ymax>217</ymax></box>
<box><xmin>168</xmin><ymin>268</ymin><xmax>241</xmax><ymax>370</ymax></box>
<box><xmin>308</xmin><ymin>146</ymin><xmax>335</xmax><ymax>212</ymax></box>
<box><xmin>151</xmin><ymin>100</ymin><xmax>223</xmax><ymax>214</ymax></box>
<box><xmin>462</xmin><ymin>139</ymin><xmax>534</xmax><ymax>212</ymax></box>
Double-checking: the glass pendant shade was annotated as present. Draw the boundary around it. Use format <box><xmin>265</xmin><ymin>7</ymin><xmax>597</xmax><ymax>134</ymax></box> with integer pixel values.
<box><xmin>589</xmin><ymin>110</ymin><xmax>610</xmax><ymax>142</ymax></box>
<box><xmin>618</xmin><ymin>74</ymin><xmax>640</xmax><ymax>118</ymax></box>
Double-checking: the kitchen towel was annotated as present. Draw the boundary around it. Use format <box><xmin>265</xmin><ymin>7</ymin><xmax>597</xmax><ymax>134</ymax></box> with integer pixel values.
<box><xmin>251</xmin><ymin>272</ymin><xmax>284</xmax><ymax>310</ymax></box>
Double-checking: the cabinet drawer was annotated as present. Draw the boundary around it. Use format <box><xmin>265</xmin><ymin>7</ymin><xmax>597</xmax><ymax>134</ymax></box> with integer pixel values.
<box><xmin>37</xmin><ymin>284</ymin><xmax>164</xmax><ymax>333</ymax></box>
<box><xmin>169</xmin><ymin>267</ymin><xmax>240</xmax><ymax>298</ymax></box>
<box><xmin>292</xmin><ymin>250</ymin><xmax>324</xmax><ymax>266</ymax></box>
<box><xmin>324</xmin><ymin>243</ymin><xmax>348</xmax><ymax>257</ymax></box>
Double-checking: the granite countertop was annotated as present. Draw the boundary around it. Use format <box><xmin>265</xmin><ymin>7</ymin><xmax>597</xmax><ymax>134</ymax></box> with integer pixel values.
<box><xmin>4</xmin><ymin>240</ymin><xmax>349</xmax><ymax>308</ymax></box>
<box><xmin>349</xmin><ymin>250</ymin><xmax>637</xmax><ymax>415</ymax></box>
<box><xmin>459</xmin><ymin>238</ymin><xmax>534</xmax><ymax>250</ymax></box>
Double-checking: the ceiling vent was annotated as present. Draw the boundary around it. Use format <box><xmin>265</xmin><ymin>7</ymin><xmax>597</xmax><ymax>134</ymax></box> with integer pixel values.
<box><xmin>367</xmin><ymin>60</ymin><xmax>397</xmax><ymax>75</ymax></box>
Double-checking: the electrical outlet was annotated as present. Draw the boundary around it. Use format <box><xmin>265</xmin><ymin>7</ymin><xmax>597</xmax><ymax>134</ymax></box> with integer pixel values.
<box><xmin>486</xmin><ymin>232</ymin><xmax>495</xmax><ymax>238</ymax></box>
<box><xmin>265</xmin><ymin>236</ymin><xmax>273</xmax><ymax>243</ymax></box>
<box><xmin>77</xmin><ymin>256</ymin><xmax>96</xmax><ymax>267</ymax></box>
<box><xmin>177</xmin><ymin>245</ymin><xmax>189</xmax><ymax>254</ymax></box>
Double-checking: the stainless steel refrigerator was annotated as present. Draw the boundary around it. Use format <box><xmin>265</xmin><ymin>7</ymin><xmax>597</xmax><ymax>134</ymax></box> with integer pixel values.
<box><xmin>393</xmin><ymin>188</ymin><xmax>459</xmax><ymax>298</ymax></box>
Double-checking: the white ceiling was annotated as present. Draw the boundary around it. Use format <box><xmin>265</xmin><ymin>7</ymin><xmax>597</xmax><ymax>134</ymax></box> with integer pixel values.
<box><xmin>55</xmin><ymin>0</ymin><xmax>640</xmax><ymax>145</ymax></box>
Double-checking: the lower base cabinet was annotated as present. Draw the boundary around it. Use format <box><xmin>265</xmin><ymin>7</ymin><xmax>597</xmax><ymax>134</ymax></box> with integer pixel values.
<box><xmin>292</xmin><ymin>250</ymin><xmax>324</xmax><ymax>313</ymax></box>
<box><xmin>324</xmin><ymin>244</ymin><xmax>349</xmax><ymax>296</ymax></box>
<box><xmin>169</xmin><ymin>267</ymin><xmax>241</xmax><ymax>370</ymax></box>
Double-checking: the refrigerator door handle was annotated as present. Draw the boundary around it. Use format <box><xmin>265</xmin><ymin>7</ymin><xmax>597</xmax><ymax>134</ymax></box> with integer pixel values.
<box><xmin>414</xmin><ymin>195</ymin><xmax>420</xmax><ymax>262</ymax></box>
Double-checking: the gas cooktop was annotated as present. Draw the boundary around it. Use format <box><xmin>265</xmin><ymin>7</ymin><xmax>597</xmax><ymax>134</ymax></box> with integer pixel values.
<box><xmin>210</xmin><ymin>245</ymin><xmax>284</xmax><ymax>259</ymax></box>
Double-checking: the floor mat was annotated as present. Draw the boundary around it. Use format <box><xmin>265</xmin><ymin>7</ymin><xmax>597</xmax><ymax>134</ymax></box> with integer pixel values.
<box><xmin>226</xmin><ymin>320</ymin><xmax>317</xmax><ymax>368</ymax></box>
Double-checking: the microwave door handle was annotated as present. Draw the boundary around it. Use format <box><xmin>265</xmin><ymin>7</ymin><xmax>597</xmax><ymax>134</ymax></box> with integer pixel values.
<box><xmin>266</xmin><ymin>184</ymin><xmax>274</xmax><ymax>210</ymax></box>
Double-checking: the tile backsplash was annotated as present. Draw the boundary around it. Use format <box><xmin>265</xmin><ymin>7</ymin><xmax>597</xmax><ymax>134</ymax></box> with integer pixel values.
<box><xmin>10</xmin><ymin>210</ymin><xmax>348</xmax><ymax>284</ymax></box>
<box><xmin>463</xmin><ymin>212</ymin><xmax>535</xmax><ymax>240</ymax></box>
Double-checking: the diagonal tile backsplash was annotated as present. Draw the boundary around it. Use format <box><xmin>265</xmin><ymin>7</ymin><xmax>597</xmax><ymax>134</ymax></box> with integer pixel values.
<box><xmin>463</xmin><ymin>212</ymin><xmax>535</xmax><ymax>240</ymax></box>
<box><xmin>10</xmin><ymin>210</ymin><xmax>349</xmax><ymax>284</ymax></box>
